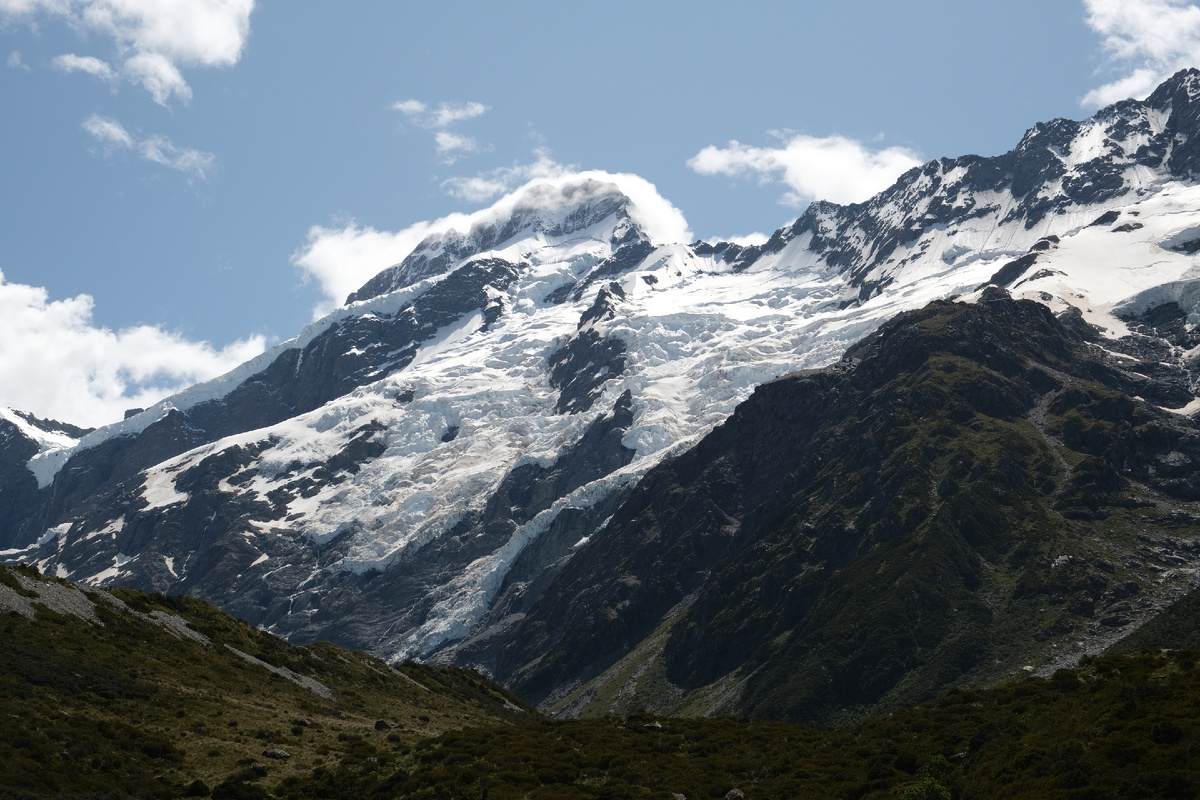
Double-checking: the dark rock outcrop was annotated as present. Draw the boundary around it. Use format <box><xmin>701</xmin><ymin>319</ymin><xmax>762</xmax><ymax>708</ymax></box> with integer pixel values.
<box><xmin>549</xmin><ymin>283</ymin><xmax>629</xmax><ymax>415</ymax></box>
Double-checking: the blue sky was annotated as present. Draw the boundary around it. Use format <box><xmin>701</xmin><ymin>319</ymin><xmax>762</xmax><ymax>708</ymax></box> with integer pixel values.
<box><xmin>0</xmin><ymin>0</ymin><xmax>1196</xmax><ymax>426</ymax></box>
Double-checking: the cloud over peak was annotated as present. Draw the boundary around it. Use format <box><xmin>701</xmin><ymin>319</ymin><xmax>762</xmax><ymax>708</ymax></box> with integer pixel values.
<box><xmin>1083</xmin><ymin>0</ymin><xmax>1200</xmax><ymax>106</ymax></box>
<box><xmin>293</xmin><ymin>166</ymin><xmax>690</xmax><ymax>320</ymax></box>
<box><xmin>441</xmin><ymin>149</ymin><xmax>569</xmax><ymax>203</ymax></box>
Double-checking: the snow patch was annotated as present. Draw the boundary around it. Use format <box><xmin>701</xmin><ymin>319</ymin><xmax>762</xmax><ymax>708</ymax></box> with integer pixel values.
<box><xmin>0</xmin><ymin>407</ymin><xmax>82</xmax><ymax>488</ymax></box>
<box><xmin>141</xmin><ymin>470</ymin><xmax>188</xmax><ymax>510</ymax></box>
<box><xmin>88</xmin><ymin>553</ymin><xmax>133</xmax><ymax>586</ymax></box>
<box><xmin>37</xmin><ymin>523</ymin><xmax>71</xmax><ymax>547</ymax></box>
<box><xmin>86</xmin><ymin>516</ymin><xmax>125</xmax><ymax>541</ymax></box>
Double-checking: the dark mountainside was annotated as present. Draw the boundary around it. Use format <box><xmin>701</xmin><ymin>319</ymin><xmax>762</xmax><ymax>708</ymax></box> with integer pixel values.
<box><xmin>462</xmin><ymin>290</ymin><xmax>1200</xmax><ymax>725</ymax></box>
<box><xmin>279</xmin><ymin>649</ymin><xmax>1200</xmax><ymax>800</ymax></box>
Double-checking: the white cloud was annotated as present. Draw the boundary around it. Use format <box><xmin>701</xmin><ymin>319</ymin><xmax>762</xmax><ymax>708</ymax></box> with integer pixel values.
<box><xmin>441</xmin><ymin>149</ymin><xmax>570</xmax><ymax>202</ymax></box>
<box><xmin>434</xmin><ymin>130</ymin><xmax>481</xmax><ymax>162</ymax></box>
<box><xmin>7</xmin><ymin>49</ymin><xmax>30</xmax><ymax>70</ymax></box>
<box><xmin>441</xmin><ymin>175</ymin><xmax>512</xmax><ymax>204</ymax></box>
<box><xmin>688</xmin><ymin>133</ymin><xmax>923</xmax><ymax>207</ymax></box>
<box><xmin>292</xmin><ymin>219</ymin><xmax>453</xmax><ymax>320</ymax></box>
<box><xmin>395</xmin><ymin>99</ymin><xmax>489</xmax><ymax>129</ymax></box>
<box><xmin>122</xmin><ymin>50</ymin><xmax>190</xmax><ymax>105</ymax></box>
<box><xmin>138</xmin><ymin>134</ymin><xmax>215</xmax><ymax>178</ymax></box>
<box><xmin>82</xmin><ymin>113</ymin><xmax>133</xmax><ymax>147</ymax></box>
<box><xmin>392</xmin><ymin>99</ymin><xmax>426</xmax><ymax>116</ymax></box>
<box><xmin>429</xmin><ymin>101</ymin><xmax>487</xmax><ymax>128</ymax></box>
<box><xmin>82</xmin><ymin>114</ymin><xmax>214</xmax><ymax>178</ymax></box>
<box><xmin>0</xmin><ymin>0</ymin><xmax>254</xmax><ymax>105</ymax></box>
<box><xmin>52</xmin><ymin>52</ymin><xmax>115</xmax><ymax>80</ymax></box>
<box><xmin>712</xmin><ymin>232</ymin><xmax>770</xmax><ymax>247</ymax></box>
<box><xmin>0</xmin><ymin>269</ymin><xmax>267</xmax><ymax>428</ymax></box>
<box><xmin>1083</xmin><ymin>0</ymin><xmax>1200</xmax><ymax>106</ymax></box>
<box><xmin>394</xmin><ymin>98</ymin><xmax>490</xmax><ymax>162</ymax></box>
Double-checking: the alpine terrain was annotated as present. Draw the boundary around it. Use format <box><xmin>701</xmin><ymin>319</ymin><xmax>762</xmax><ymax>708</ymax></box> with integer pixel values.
<box><xmin>8</xmin><ymin>70</ymin><xmax>1200</xmax><ymax>723</ymax></box>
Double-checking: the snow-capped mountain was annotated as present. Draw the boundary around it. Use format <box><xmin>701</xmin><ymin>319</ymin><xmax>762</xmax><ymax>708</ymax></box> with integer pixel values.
<box><xmin>7</xmin><ymin>71</ymin><xmax>1200</xmax><ymax>716</ymax></box>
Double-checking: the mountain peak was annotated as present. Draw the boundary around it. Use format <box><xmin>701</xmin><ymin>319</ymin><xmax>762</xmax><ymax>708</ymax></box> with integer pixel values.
<box><xmin>345</xmin><ymin>172</ymin><xmax>690</xmax><ymax>305</ymax></box>
<box><xmin>1145</xmin><ymin>67</ymin><xmax>1200</xmax><ymax>109</ymax></box>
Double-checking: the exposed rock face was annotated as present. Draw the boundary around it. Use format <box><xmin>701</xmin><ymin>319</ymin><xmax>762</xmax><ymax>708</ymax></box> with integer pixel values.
<box><xmin>549</xmin><ymin>282</ymin><xmax>629</xmax><ymax>415</ymax></box>
<box><xmin>0</xmin><ymin>418</ymin><xmax>43</xmax><ymax>546</ymax></box>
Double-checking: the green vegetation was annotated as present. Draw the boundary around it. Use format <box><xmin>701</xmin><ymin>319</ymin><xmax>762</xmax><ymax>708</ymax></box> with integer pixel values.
<box><xmin>3</xmin><ymin>564</ymin><xmax>1199</xmax><ymax>799</ymax></box>
<box><xmin>0</xmin><ymin>564</ymin><xmax>531</xmax><ymax>799</ymax></box>
<box><xmin>271</xmin><ymin>649</ymin><xmax>1200</xmax><ymax>800</ymax></box>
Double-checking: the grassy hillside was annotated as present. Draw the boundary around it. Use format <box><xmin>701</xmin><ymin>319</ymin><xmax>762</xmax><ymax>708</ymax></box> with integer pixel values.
<box><xmin>277</xmin><ymin>649</ymin><xmax>1200</xmax><ymax>800</ymax></box>
<box><xmin>3</xmin><ymin>563</ymin><xmax>1198</xmax><ymax>799</ymax></box>
<box><xmin>0</xmin><ymin>564</ymin><xmax>532</xmax><ymax>799</ymax></box>
<box><xmin>1108</xmin><ymin>584</ymin><xmax>1200</xmax><ymax>655</ymax></box>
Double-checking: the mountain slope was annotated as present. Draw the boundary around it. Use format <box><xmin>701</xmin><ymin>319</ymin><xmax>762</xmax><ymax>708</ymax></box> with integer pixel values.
<box><xmin>275</xmin><ymin>650</ymin><xmax>1200</xmax><ymax>800</ymax></box>
<box><xmin>0</xmin><ymin>564</ymin><xmax>531</xmax><ymax>798</ymax></box>
<box><xmin>5</xmin><ymin>72</ymin><xmax>1200</xmax><ymax>708</ymax></box>
<box><xmin>482</xmin><ymin>291</ymin><xmax>1200</xmax><ymax>724</ymax></box>
<box><xmin>6</xmin><ymin>560</ymin><xmax>1198</xmax><ymax>800</ymax></box>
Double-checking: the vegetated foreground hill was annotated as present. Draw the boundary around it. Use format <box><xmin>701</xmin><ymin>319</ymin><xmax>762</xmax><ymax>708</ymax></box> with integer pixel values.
<box><xmin>5</xmin><ymin>563</ymin><xmax>1200</xmax><ymax>800</ymax></box>
<box><xmin>247</xmin><ymin>650</ymin><xmax>1200</xmax><ymax>800</ymax></box>
<box><xmin>462</xmin><ymin>290</ymin><xmax>1200</xmax><ymax>725</ymax></box>
<box><xmin>0</xmin><ymin>564</ymin><xmax>532</xmax><ymax>800</ymax></box>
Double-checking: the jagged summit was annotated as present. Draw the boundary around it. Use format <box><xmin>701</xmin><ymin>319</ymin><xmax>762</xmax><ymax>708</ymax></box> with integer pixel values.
<box><xmin>722</xmin><ymin>67</ymin><xmax>1200</xmax><ymax>305</ymax></box>
<box><xmin>1146</xmin><ymin>66</ymin><xmax>1200</xmax><ymax>108</ymax></box>
<box><xmin>346</xmin><ymin>173</ymin><xmax>690</xmax><ymax>304</ymax></box>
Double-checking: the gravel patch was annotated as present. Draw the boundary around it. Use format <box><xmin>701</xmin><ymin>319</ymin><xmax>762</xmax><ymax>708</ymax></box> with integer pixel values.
<box><xmin>13</xmin><ymin>573</ymin><xmax>99</xmax><ymax>624</ymax></box>
<box><xmin>226</xmin><ymin>645</ymin><xmax>334</xmax><ymax>701</ymax></box>
<box><xmin>0</xmin><ymin>582</ymin><xmax>35</xmax><ymax>620</ymax></box>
